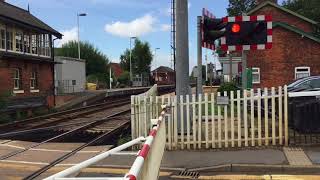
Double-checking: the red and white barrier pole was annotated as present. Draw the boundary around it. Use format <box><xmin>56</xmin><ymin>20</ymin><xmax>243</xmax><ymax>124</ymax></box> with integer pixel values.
<box><xmin>125</xmin><ymin>106</ymin><xmax>167</xmax><ymax>180</ymax></box>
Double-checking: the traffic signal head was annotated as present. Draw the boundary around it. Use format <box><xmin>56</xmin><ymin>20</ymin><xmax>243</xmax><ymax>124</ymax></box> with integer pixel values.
<box><xmin>202</xmin><ymin>17</ymin><xmax>226</xmax><ymax>45</ymax></box>
<box><xmin>221</xmin><ymin>15</ymin><xmax>272</xmax><ymax>51</ymax></box>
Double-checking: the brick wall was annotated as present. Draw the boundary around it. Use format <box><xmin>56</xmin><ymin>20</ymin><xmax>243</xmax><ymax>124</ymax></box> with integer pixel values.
<box><xmin>248</xmin><ymin>27</ymin><xmax>320</xmax><ymax>88</ymax></box>
<box><xmin>0</xmin><ymin>58</ymin><xmax>54</xmax><ymax>107</ymax></box>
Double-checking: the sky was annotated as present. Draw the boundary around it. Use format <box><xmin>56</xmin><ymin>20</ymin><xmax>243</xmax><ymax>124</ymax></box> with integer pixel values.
<box><xmin>7</xmin><ymin>0</ymin><xmax>284</xmax><ymax>72</ymax></box>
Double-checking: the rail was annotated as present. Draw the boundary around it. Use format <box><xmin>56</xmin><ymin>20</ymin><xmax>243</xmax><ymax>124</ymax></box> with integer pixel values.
<box><xmin>44</xmin><ymin>105</ymin><xmax>168</xmax><ymax>180</ymax></box>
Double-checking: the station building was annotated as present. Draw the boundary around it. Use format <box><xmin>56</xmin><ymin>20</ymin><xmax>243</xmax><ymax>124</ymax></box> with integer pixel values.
<box><xmin>0</xmin><ymin>1</ymin><xmax>62</xmax><ymax>116</ymax></box>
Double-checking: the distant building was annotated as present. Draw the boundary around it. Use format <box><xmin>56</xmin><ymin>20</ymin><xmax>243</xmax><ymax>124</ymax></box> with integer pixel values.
<box><xmin>246</xmin><ymin>0</ymin><xmax>320</xmax><ymax>88</ymax></box>
<box><xmin>0</xmin><ymin>1</ymin><xmax>62</xmax><ymax>114</ymax></box>
<box><xmin>152</xmin><ymin>66</ymin><xmax>175</xmax><ymax>85</ymax></box>
<box><xmin>55</xmin><ymin>57</ymin><xmax>86</xmax><ymax>94</ymax></box>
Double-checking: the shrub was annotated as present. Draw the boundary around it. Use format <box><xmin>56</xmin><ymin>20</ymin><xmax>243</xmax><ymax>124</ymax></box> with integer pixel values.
<box><xmin>217</xmin><ymin>82</ymin><xmax>239</xmax><ymax>97</ymax></box>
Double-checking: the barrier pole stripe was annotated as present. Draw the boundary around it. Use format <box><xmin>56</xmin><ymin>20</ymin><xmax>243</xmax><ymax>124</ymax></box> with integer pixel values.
<box><xmin>125</xmin><ymin>106</ymin><xmax>168</xmax><ymax>180</ymax></box>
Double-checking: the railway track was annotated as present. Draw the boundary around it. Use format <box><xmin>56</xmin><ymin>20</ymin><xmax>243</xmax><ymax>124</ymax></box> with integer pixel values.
<box><xmin>0</xmin><ymin>97</ymin><xmax>130</xmax><ymax>134</ymax></box>
<box><xmin>0</xmin><ymin>109</ymin><xmax>131</xmax><ymax>179</ymax></box>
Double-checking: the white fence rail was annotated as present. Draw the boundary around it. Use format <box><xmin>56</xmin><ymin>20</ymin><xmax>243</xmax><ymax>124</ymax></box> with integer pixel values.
<box><xmin>131</xmin><ymin>86</ymin><xmax>289</xmax><ymax>150</ymax></box>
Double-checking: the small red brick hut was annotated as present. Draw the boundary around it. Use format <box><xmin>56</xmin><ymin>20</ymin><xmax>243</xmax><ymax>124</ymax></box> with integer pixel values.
<box><xmin>246</xmin><ymin>0</ymin><xmax>320</xmax><ymax>88</ymax></box>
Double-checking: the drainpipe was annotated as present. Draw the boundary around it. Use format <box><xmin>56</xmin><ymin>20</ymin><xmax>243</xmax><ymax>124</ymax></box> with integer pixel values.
<box><xmin>52</xmin><ymin>37</ymin><xmax>59</xmax><ymax>107</ymax></box>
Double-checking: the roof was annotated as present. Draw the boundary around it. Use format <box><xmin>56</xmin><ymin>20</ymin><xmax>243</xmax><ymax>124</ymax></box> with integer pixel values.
<box><xmin>273</xmin><ymin>22</ymin><xmax>320</xmax><ymax>43</ymax></box>
<box><xmin>247</xmin><ymin>1</ymin><xmax>318</xmax><ymax>25</ymax></box>
<box><xmin>0</xmin><ymin>1</ymin><xmax>62</xmax><ymax>38</ymax></box>
<box><xmin>55</xmin><ymin>56</ymin><xmax>86</xmax><ymax>63</ymax></box>
<box><xmin>152</xmin><ymin>66</ymin><xmax>174</xmax><ymax>73</ymax></box>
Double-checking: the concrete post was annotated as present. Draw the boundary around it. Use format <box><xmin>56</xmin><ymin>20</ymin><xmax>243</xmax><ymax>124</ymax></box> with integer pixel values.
<box><xmin>229</xmin><ymin>53</ymin><xmax>233</xmax><ymax>83</ymax></box>
<box><xmin>176</xmin><ymin>0</ymin><xmax>190</xmax><ymax>130</ymax></box>
<box><xmin>197</xmin><ymin>16</ymin><xmax>203</xmax><ymax>95</ymax></box>
<box><xmin>242</xmin><ymin>51</ymin><xmax>247</xmax><ymax>89</ymax></box>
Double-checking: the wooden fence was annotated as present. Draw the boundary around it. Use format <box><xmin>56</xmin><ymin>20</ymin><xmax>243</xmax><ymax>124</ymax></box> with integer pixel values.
<box><xmin>131</xmin><ymin>86</ymin><xmax>289</xmax><ymax>150</ymax></box>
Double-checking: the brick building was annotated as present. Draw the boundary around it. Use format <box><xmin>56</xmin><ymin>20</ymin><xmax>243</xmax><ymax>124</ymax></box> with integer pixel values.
<box><xmin>152</xmin><ymin>66</ymin><xmax>175</xmax><ymax>85</ymax></box>
<box><xmin>246</xmin><ymin>0</ymin><xmax>320</xmax><ymax>88</ymax></box>
<box><xmin>0</xmin><ymin>1</ymin><xmax>62</xmax><ymax>114</ymax></box>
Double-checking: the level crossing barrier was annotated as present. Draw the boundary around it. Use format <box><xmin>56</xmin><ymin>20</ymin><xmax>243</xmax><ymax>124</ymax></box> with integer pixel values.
<box><xmin>44</xmin><ymin>104</ymin><xmax>168</xmax><ymax>180</ymax></box>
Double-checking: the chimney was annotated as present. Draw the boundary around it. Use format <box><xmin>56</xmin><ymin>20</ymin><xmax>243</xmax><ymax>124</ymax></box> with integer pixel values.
<box><xmin>256</xmin><ymin>0</ymin><xmax>278</xmax><ymax>4</ymax></box>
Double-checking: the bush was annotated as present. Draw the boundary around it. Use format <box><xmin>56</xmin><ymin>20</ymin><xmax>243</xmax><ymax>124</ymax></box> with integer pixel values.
<box><xmin>217</xmin><ymin>82</ymin><xmax>239</xmax><ymax>97</ymax></box>
<box><xmin>118</xmin><ymin>71</ymin><xmax>130</xmax><ymax>85</ymax></box>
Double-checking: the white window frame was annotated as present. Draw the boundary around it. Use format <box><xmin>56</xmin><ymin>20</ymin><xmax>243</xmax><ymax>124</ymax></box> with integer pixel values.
<box><xmin>295</xmin><ymin>66</ymin><xmax>310</xmax><ymax>79</ymax></box>
<box><xmin>13</xmin><ymin>68</ymin><xmax>21</xmax><ymax>90</ymax></box>
<box><xmin>6</xmin><ymin>28</ymin><xmax>13</xmax><ymax>51</ymax></box>
<box><xmin>30</xmin><ymin>70</ymin><xmax>38</xmax><ymax>90</ymax></box>
<box><xmin>15</xmin><ymin>30</ymin><xmax>23</xmax><ymax>53</ymax></box>
<box><xmin>0</xmin><ymin>24</ymin><xmax>5</xmax><ymax>50</ymax></box>
<box><xmin>252</xmin><ymin>67</ymin><xmax>260</xmax><ymax>84</ymax></box>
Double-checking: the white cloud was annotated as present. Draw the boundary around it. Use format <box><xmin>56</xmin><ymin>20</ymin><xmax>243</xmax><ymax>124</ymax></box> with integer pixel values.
<box><xmin>160</xmin><ymin>24</ymin><xmax>171</xmax><ymax>32</ymax></box>
<box><xmin>188</xmin><ymin>2</ymin><xmax>191</xmax><ymax>9</ymax></box>
<box><xmin>55</xmin><ymin>27</ymin><xmax>78</xmax><ymax>47</ymax></box>
<box><xmin>104</xmin><ymin>14</ymin><xmax>156</xmax><ymax>38</ymax></box>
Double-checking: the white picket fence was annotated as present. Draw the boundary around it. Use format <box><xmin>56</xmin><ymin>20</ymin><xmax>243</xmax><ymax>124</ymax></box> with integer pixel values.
<box><xmin>131</xmin><ymin>86</ymin><xmax>289</xmax><ymax>150</ymax></box>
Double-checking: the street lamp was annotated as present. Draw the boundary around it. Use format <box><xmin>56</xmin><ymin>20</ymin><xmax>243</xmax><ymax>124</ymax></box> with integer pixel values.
<box><xmin>154</xmin><ymin>48</ymin><xmax>160</xmax><ymax>82</ymax></box>
<box><xmin>129</xmin><ymin>36</ymin><xmax>136</xmax><ymax>84</ymax></box>
<box><xmin>77</xmin><ymin>13</ymin><xmax>87</xmax><ymax>59</ymax></box>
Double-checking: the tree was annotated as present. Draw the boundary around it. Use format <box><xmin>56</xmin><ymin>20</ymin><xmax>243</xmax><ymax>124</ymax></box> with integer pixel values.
<box><xmin>282</xmin><ymin>0</ymin><xmax>320</xmax><ymax>23</ymax></box>
<box><xmin>55</xmin><ymin>41</ymin><xmax>109</xmax><ymax>76</ymax></box>
<box><xmin>119</xmin><ymin>39</ymin><xmax>153</xmax><ymax>77</ymax></box>
<box><xmin>227</xmin><ymin>0</ymin><xmax>257</xmax><ymax>16</ymax></box>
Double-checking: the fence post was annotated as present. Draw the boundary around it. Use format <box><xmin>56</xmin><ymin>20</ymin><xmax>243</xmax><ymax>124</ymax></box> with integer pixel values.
<box><xmin>192</xmin><ymin>94</ymin><xmax>197</xmax><ymax>149</ymax></box>
<box><xmin>284</xmin><ymin>85</ymin><xmax>288</xmax><ymax>146</ymax></box>
<box><xmin>257</xmin><ymin>88</ymin><xmax>262</xmax><ymax>146</ymax></box>
<box><xmin>224</xmin><ymin>91</ymin><xmax>229</xmax><ymax>148</ymax></box>
<box><xmin>244</xmin><ymin>90</ymin><xmax>248</xmax><ymax>147</ymax></box>
<box><xmin>173</xmin><ymin>95</ymin><xmax>178</xmax><ymax>149</ymax></box>
<box><xmin>237</xmin><ymin>90</ymin><xmax>241</xmax><ymax>147</ymax></box>
<box><xmin>278</xmin><ymin>86</ymin><xmax>283</xmax><ymax>145</ymax></box>
<box><xmin>205</xmin><ymin>94</ymin><xmax>209</xmax><ymax>149</ymax></box>
<box><xmin>250</xmin><ymin>89</ymin><xmax>255</xmax><ymax>146</ymax></box>
<box><xmin>180</xmin><ymin>95</ymin><xmax>184</xmax><ymax>150</ymax></box>
<box><xmin>231</xmin><ymin>91</ymin><xmax>235</xmax><ymax>147</ymax></box>
<box><xmin>211</xmin><ymin>93</ymin><xmax>216</xmax><ymax>148</ymax></box>
<box><xmin>271</xmin><ymin>87</ymin><xmax>276</xmax><ymax>145</ymax></box>
<box><xmin>217</xmin><ymin>92</ymin><xmax>222</xmax><ymax>148</ymax></box>
<box><xmin>264</xmin><ymin>88</ymin><xmax>269</xmax><ymax>146</ymax></box>
<box><xmin>186</xmin><ymin>94</ymin><xmax>191</xmax><ymax>149</ymax></box>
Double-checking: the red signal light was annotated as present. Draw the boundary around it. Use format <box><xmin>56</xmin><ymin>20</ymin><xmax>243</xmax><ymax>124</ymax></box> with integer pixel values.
<box><xmin>231</xmin><ymin>23</ymin><xmax>241</xmax><ymax>33</ymax></box>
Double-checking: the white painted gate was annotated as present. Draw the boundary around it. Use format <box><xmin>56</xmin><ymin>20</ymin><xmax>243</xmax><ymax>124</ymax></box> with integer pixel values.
<box><xmin>131</xmin><ymin>86</ymin><xmax>289</xmax><ymax>150</ymax></box>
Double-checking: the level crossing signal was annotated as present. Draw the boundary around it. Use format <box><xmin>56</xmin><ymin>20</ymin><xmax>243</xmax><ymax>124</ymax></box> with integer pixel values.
<box><xmin>202</xmin><ymin>14</ymin><xmax>272</xmax><ymax>51</ymax></box>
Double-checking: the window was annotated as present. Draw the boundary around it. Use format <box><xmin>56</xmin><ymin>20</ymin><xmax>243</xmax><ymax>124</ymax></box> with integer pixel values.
<box><xmin>44</xmin><ymin>34</ymin><xmax>51</xmax><ymax>56</ymax></box>
<box><xmin>31</xmin><ymin>34</ymin><xmax>37</xmax><ymax>54</ymax></box>
<box><xmin>6</xmin><ymin>28</ymin><xmax>13</xmax><ymax>51</ymax></box>
<box><xmin>252</xmin><ymin>67</ymin><xmax>260</xmax><ymax>84</ymax></box>
<box><xmin>310</xmin><ymin>79</ymin><xmax>320</xmax><ymax>89</ymax></box>
<box><xmin>72</xmin><ymin>80</ymin><xmax>76</xmax><ymax>86</ymax></box>
<box><xmin>24</xmin><ymin>33</ymin><xmax>31</xmax><ymax>53</ymax></box>
<box><xmin>30</xmin><ymin>70</ymin><xmax>38</xmax><ymax>89</ymax></box>
<box><xmin>295</xmin><ymin>67</ymin><xmax>310</xmax><ymax>79</ymax></box>
<box><xmin>13</xmin><ymin>68</ymin><xmax>21</xmax><ymax>90</ymax></box>
<box><xmin>0</xmin><ymin>26</ymin><xmax>5</xmax><ymax>50</ymax></box>
<box><xmin>15</xmin><ymin>31</ymin><xmax>23</xmax><ymax>52</ymax></box>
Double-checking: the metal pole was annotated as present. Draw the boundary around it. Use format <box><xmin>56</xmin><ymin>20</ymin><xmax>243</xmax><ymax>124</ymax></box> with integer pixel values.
<box><xmin>109</xmin><ymin>66</ymin><xmax>112</xmax><ymax>90</ymax></box>
<box><xmin>154</xmin><ymin>49</ymin><xmax>158</xmax><ymax>82</ymax></box>
<box><xmin>176</xmin><ymin>0</ymin><xmax>190</xmax><ymax>130</ymax></box>
<box><xmin>229</xmin><ymin>52</ymin><xmax>233</xmax><ymax>83</ymax></box>
<box><xmin>197</xmin><ymin>16</ymin><xmax>203</xmax><ymax>95</ymax></box>
<box><xmin>77</xmin><ymin>14</ymin><xmax>80</xmax><ymax>59</ymax></box>
<box><xmin>205</xmin><ymin>49</ymin><xmax>208</xmax><ymax>82</ymax></box>
<box><xmin>242</xmin><ymin>50</ymin><xmax>247</xmax><ymax>89</ymax></box>
<box><xmin>129</xmin><ymin>38</ymin><xmax>132</xmax><ymax>83</ymax></box>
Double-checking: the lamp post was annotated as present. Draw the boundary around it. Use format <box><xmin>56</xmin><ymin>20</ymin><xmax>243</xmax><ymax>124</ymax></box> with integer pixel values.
<box><xmin>77</xmin><ymin>13</ymin><xmax>87</xmax><ymax>59</ymax></box>
<box><xmin>129</xmin><ymin>36</ymin><xmax>136</xmax><ymax>85</ymax></box>
<box><xmin>154</xmin><ymin>48</ymin><xmax>160</xmax><ymax>82</ymax></box>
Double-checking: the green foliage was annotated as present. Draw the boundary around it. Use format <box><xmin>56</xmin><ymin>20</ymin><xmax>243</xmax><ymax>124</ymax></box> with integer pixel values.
<box><xmin>55</xmin><ymin>41</ymin><xmax>109</xmax><ymax>76</ymax></box>
<box><xmin>118</xmin><ymin>71</ymin><xmax>130</xmax><ymax>86</ymax></box>
<box><xmin>227</xmin><ymin>0</ymin><xmax>257</xmax><ymax>16</ymax></box>
<box><xmin>282</xmin><ymin>0</ymin><xmax>320</xmax><ymax>23</ymax></box>
<box><xmin>0</xmin><ymin>91</ymin><xmax>11</xmax><ymax>110</ymax></box>
<box><xmin>218</xmin><ymin>82</ymin><xmax>239</xmax><ymax>97</ymax></box>
<box><xmin>119</xmin><ymin>38</ymin><xmax>153</xmax><ymax>77</ymax></box>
